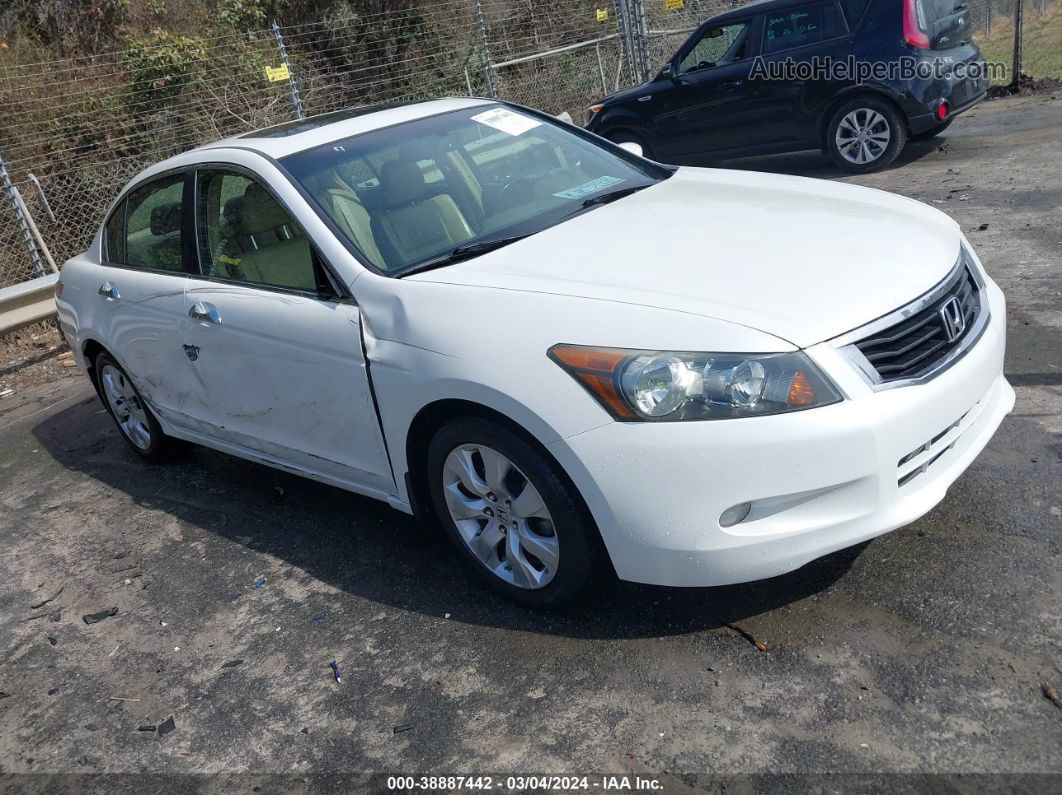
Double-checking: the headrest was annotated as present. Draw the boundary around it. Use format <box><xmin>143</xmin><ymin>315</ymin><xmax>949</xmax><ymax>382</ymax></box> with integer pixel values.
<box><xmin>327</xmin><ymin>169</ymin><xmax>364</xmax><ymax>202</ymax></box>
<box><xmin>221</xmin><ymin>195</ymin><xmax>243</xmax><ymax>232</ymax></box>
<box><xmin>380</xmin><ymin>159</ymin><xmax>427</xmax><ymax>207</ymax></box>
<box><xmin>149</xmin><ymin>201</ymin><xmax>182</xmax><ymax>236</ymax></box>
<box><xmin>222</xmin><ymin>195</ymin><xmax>243</xmax><ymax>223</ymax></box>
<box><xmin>240</xmin><ymin>183</ymin><xmax>290</xmax><ymax>236</ymax></box>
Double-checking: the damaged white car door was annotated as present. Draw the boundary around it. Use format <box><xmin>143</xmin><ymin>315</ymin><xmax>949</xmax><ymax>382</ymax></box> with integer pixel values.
<box><xmin>178</xmin><ymin>165</ymin><xmax>394</xmax><ymax>496</ymax></box>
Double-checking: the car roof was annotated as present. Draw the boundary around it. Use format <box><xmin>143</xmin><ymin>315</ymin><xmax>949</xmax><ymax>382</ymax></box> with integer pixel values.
<box><xmin>708</xmin><ymin>0</ymin><xmax>813</xmax><ymax>25</ymax></box>
<box><xmin>140</xmin><ymin>96</ymin><xmax>493</xmax><ymax>179</ymax></box>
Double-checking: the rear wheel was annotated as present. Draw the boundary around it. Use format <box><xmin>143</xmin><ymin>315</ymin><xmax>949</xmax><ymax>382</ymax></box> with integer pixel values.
<box><xmin>426</xmin><ymin>419</ymin><xmax>597</xmax><ymax>607</ymax></box>
<box><xmin>910</xmin><ymin>117</ymin><xmax>953</xmax><ymax>141</ymax></box>
<box><xmin>94</xmin><ymin>352</ymin><xmax>177</xmax><ymax>462</ymax></box>
<box><xmin>826</xmin><ymin>97</ymin><xmax>906</xmax><ymax>173</ymax></box>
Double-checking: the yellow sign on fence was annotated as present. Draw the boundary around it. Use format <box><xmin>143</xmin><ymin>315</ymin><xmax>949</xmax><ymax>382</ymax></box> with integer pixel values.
<box><xmin>596</xmin><ymin>8</ymin><xmax>610</xmax><ymax>22</ymax></box>
<box><xmin>264</xmin><ymin>64</ymin><xmax>290</xmax><ymax>83</ymax></box>
<box><xmin>665</xmin><ymin>0</ymin><xmax>685</xmax><ymax>11</ymax></box>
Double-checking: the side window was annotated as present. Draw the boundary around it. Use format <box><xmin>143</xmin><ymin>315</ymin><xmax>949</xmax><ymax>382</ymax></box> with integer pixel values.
<box><xmin>104</xmin><ymin>200</ymin><xmax>126</xmax><ymax>264</ymax></box>
<box><xmin>195</xmin><ymin>169</ymin><xmax>327</xmax><ymax>293</ymax></box>
<box><xmin>678</xmin><ymin>21</ymin><xmax>751</xmax><ymax>74</ymax></box>
<box><xmin>124</xmin><ymin>175</ymin><xmax>185</xmax><ymax>271</ymax></box>
<box><xmin>763</xmin><ymin>4</ymin><xmax>847</xmax><ymax>54</ymax></box>
<box><xmin>839</xmin><ymin>0</ymin><xmax>868</xmax><ymax>26</ymax></box>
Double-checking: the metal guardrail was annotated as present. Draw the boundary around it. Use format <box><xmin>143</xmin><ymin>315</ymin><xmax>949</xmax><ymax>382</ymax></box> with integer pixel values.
<box><xmin>0</xmin><ymin>273</ymin><xmax>58</xmax><ymax>336</ymax></box>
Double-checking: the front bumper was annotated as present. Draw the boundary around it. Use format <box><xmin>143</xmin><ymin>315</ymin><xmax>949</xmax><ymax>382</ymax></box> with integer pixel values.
<box><xmin>547</xmin><ymin>277</ymin><xmax>1012</xmax><ymax>587</ymax></box>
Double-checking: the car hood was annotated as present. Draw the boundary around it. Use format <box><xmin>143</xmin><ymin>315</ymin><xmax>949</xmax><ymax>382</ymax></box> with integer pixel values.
<box><xmin>408</xmin><ymin>167</ymin><xmax>962</xmax><ymax>349</ymax></box>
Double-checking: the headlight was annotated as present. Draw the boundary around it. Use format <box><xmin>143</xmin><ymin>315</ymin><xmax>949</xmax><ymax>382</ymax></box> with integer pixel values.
<box><xmin>549</xmin><ymin>345</ymin><xmax>843</xmax><ymax>421</ymax></box>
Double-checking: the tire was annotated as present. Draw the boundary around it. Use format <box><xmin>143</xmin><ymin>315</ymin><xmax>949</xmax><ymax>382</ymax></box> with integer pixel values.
<box><xmin>608</xmin><ymin>131</ymin><xmax>653</xmax><ymax>160</ymax></box>
<box><xmin>426</xmin><ymin>418</ymin><xmax>598</xmax><ymax>607</ymax></box>
<box><xmin>825</xmin><ymin>97</ymin><xmax>906</xmax><ymax>173</ymax></box>
<box><xmin>94</xmin><ymin>352</ymin><xmax>177</xmax><ymax>463</ymax></box>
<box><xmin>909</xmin><ymin>117</ymin><xmax>953</xmax><ymax>141</ymax></box>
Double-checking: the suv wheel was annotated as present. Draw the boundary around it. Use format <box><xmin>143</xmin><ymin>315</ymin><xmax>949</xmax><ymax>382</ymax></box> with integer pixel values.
<box><xmin>826</xmin><ymin>98</ymin><xmax>906</xmax><ymax>173</ymax></box>
<box><xmin>426</xmin><ymin>418</ymin><xmax>597</xmax><ymax>607</ymax></box>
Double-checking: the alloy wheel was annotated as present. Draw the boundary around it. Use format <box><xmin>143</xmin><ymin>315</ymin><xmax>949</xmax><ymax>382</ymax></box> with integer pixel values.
<box><xmin>835</xmin><ymin>108</ymin><xmax>892</xmax><ymax>165</ymax></box>
<box><xmin>99</xmin><ymin>364</ymin><xmax>153</xmax><ymax>450</ymax></box>
<box><xmin>441</xmin><ymin>444</ymin><xmax>559</xmax><ymax>589</ymax></box>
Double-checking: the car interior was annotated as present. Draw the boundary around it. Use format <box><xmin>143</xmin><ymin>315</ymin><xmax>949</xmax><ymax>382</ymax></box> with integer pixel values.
<box><xmin>123</xmin><ymin>178</ymin><xmax>185</xmax><ymax>272</ymax></box>
<box><xmin>198</xmin><ymin>173</ymin><xmax>320</xmax><ymax>291</ymax></box>
<box><xmin>297</xmin><ymin>127</ymin><xmax>600</xmax><ymax>272</ymax></box>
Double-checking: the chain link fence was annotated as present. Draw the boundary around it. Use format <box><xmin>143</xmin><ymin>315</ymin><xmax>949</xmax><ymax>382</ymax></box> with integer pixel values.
<box><xmin>1</xmin><ymin>0</ymin><xmax>1058</xmax><ymax>292</ymax></box>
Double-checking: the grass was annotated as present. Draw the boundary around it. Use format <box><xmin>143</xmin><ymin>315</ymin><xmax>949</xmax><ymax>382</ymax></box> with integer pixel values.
<box><xmin>974</xmin><ymin>6</ymin><xmax>1062</xmax><ymax>84</ymax></box>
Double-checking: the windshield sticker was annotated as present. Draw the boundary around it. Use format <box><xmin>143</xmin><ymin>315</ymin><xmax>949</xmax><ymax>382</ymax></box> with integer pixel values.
<box><xmin>553</xmin><ymin>175</ymin><xmax>624</xmax><ymax>200</ymax></box>
<box><xmin>470</xmin><ymin>108</ymin><xmax>542</xmax><ymax>136</ymax></box>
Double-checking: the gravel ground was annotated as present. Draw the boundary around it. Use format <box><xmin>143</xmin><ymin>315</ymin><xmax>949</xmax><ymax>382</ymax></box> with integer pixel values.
<box><xmin>0</xmin><ymin>94</ymin><xmax>1059</xmax><ymax>787</ymax></box>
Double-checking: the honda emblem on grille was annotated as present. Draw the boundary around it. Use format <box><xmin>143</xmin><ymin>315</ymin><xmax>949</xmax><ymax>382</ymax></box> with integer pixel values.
<box><xmin>939</xmin><ymin>296</ymin><xmax>966</xmax><ymax>342</ymax></box>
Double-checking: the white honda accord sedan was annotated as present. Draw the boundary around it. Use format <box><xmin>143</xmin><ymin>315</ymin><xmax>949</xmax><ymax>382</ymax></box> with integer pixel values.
<box><xmin>55</xmin><ymin>98</ymin><xmax>1013</xmax><ymax>606</ymax></box>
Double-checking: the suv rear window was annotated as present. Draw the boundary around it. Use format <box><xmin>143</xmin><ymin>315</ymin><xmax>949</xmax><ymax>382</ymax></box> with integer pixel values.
<box><xmin>763</xmin><ymin>3</ymin><xmax>847</xmax><ymax>54</ymax></box>
<box><xmin>914</xmin><ymin>0</ymin><xmax>973</xmax><ymax>49</ymax></box>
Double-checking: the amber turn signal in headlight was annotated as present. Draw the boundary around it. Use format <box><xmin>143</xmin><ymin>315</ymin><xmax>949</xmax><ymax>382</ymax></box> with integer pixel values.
<box><xmin>549</xmin><ymin>344</ymin><xmax>843</xmax><ymax>421</ymax></box>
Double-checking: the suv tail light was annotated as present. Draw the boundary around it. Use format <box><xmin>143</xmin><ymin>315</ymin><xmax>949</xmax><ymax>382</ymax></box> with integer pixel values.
<box><xmin>54</xmin><ymin>279</ymin><xmax>64</xmax><ymax>301</ymax></box>
<box><xmin>903</xmin><ymin>0</ymin><xmax>931</xmax><ymax>48</ymax></box>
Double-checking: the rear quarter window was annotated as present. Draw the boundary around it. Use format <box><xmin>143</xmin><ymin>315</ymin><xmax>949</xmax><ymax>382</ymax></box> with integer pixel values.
<box><xmin>763</xmin><ymin>3</ymin><xmax>847</xmax><ymax>54</ymax></box>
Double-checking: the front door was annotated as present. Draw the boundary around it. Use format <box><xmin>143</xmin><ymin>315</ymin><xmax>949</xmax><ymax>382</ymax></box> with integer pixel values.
<box><xmin>181</xmin><ymin>168</ymin><xmax>393</xmax><ymax>494</ymax></box>
<box><xmin>652</xmin><ymin>17</ymin><xmax>760</xmax><ymax>160</ymax></box>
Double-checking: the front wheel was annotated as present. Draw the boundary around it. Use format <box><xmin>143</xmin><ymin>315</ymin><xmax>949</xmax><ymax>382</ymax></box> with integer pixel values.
<box><xmin>426</xmin><ymin>419</ymin><xmax>598</xmax><ymax>607</ymax></box>
<box><xmin>826</xmin><ymin>98</ymin><xmax>906</xmax><ymax>173</ymax></box>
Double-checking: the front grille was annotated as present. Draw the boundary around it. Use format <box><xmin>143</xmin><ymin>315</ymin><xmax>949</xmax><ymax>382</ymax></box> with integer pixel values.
<box><xmin>853</xmin><ymin>265</ymin><xmax>982</xmax><ymax>384</ymax></box>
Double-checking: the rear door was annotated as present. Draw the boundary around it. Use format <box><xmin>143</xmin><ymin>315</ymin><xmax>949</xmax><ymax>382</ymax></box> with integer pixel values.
<box><xmin>93</xmin><ymin>172</ymin><xmax>199</xmax><ymax>431</ymax></box>
<box><xmin>746</xmin><ymin>1</ymin><xmax>853</xmax><ymax>147</ymax></box>
<box><xmin>180</xmin><ymin>166</ymin><xmax>393</xmax><ymax>494</ymax></box>
<box><xmin>651</xmin><ymin>16</ymin><xmax>761</xmax><ymax>160</ymax></box>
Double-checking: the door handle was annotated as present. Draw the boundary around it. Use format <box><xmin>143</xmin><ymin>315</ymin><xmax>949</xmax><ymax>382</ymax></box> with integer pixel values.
<box><xmin>97</xmin><ymin>282</ymin><xmax>120</xmax><ymax>300</ymax></box>
<box><xmin>189</xmin><ymin>302</ymin><xmax>222</xmax><ymax>325</ymax></box>
<box><xmin>722</xmin><ymin>79</ymin><xmax>743</xmax><ymax>88</ymax></box>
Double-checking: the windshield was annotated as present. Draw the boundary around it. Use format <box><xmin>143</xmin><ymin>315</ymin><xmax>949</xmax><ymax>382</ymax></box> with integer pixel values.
<box><xmin>280</xmin><ymin>104</ymin><xmax>668</xmax><ymax>275</ymax></box>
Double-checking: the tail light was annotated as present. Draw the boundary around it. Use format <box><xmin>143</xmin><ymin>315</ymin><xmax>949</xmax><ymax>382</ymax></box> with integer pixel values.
<box><xmin>54</xmin><ymin>279</ymin><xmax>64</xmax><ymax>301</ymax></box>
<box><xmin>903</xmin><ymin>0</ymin><xmax>931</xmax><ymax>48</ymax></box>
<box><xmin>936</xmin><ymin>101</ymin><xmax>950</xmax><ymax>121</ymax></box>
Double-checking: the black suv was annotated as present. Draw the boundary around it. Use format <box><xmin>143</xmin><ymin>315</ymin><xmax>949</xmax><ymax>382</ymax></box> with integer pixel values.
<box><xmin>586</xmin><ymin>0</ymin><xmax>987</xmax><ymax>172</ymax></box>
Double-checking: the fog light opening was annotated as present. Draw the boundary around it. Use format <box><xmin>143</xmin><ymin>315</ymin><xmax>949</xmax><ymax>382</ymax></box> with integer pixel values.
<box><xmin>719</xmin><ymin>501</ymin><xmax>752</xmax><ymax>528</ymax></box>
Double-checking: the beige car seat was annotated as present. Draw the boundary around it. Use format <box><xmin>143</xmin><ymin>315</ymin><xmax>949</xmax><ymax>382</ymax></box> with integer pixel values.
<box><xmin>373</xmin><ymin>159</ymin><xmax>474</xmax><ymax>266</ymax></box>
<box><xmin>319</xmin><ymin>169</ymin><xmax>385</xmax><ymax>267</ymax></box>
<box><xmin>224</xmin><ymin>183</ymin><xmax>315</xmax><ymax>290</ymax></box>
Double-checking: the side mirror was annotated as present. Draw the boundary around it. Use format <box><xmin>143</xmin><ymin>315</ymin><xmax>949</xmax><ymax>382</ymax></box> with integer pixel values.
<box><xmin>659</xmin><ymin>63</ymin><xmax>675</xmax><ymax>80</ymax></box>
<box><xmin>617</xmin><ymin>141</ymin><xmax>644</xmax><ymax>157</ymax></box>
